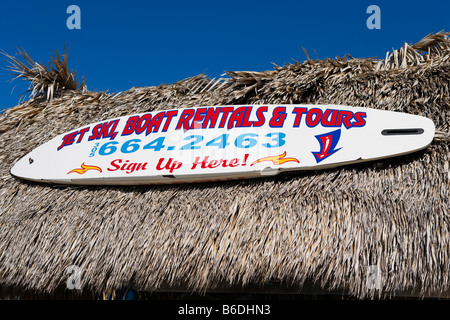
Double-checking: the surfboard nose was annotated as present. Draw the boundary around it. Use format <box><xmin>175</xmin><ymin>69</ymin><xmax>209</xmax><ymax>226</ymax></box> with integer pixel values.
<box><xmin>10</xmin><ymin>150</ymin><xmax>48</xmax><ymax>183</ymax></box>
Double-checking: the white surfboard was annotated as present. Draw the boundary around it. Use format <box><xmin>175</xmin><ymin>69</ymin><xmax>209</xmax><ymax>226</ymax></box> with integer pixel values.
<box><xmin>10</xmin><ymin>104</ymin><xmax>435</xmax><ymax>185</ymax></box>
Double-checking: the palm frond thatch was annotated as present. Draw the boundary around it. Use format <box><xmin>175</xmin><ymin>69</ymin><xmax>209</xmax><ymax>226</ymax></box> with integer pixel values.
<box><xmin>2</xmin><ymin>46</ymin><xmax>86</xmax><ymax>101</ymax></box>
<box><xmin>0</xmin><ymin>32</ymin><xmax>448</xmax><ymax>299</ymax></box>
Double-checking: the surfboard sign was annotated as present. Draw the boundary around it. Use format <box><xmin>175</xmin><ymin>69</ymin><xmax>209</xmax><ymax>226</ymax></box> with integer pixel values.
<box><xmin>10</xmin><ymin>104</ymin><xmax>435</xmax><ymax>185</ymax></box>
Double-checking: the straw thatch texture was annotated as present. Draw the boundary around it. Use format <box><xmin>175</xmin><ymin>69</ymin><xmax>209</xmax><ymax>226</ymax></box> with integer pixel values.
<box><xmin>2</xmin><ymin>46</ymin><xmax>86</xmax><ymax>102</ymax></box>
<box><xmin>0</xmin><ymin>32</ymin><xmax>449</xmax><ymax>299</ymax></box>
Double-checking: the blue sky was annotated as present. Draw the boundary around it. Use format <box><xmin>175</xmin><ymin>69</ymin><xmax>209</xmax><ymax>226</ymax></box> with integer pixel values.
<box><xmin>0</xmin><ymin>0</ymin><xmax>448</xmax><ymax>110</ymax></box>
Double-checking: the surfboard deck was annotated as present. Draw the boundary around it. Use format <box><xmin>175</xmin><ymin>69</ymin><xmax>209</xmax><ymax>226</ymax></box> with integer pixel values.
<box><xmin>10</xmin><ymin>104</ymin><xmax>435</xmax><ymax>185</ymax></box>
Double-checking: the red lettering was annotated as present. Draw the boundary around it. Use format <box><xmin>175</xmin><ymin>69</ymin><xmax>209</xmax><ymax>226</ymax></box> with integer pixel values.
<box><xmin>228</xmin><ymin>107</ymin><xmax>247</xmax><ymax>129</ymax></box>
<box><xmin>191</xmin><ymin>156</ymin><xmax>209</xmax><ymax>170</ymax></box>
<box><xmin>137</xmin><ymin>163</ymin><xmax>148</xmax><ymax>171</ymax></box>
<box><xmin>228</xmin><ymin>158</ymin><xmax>239</xmax><ymax>167</ymax></box>
<box><xmin>58</xmin><ymin>127</ymin><xmax>92</xmax><ymax>150</ymax></box>
<box><xmin>122</xmin><ymin>116</ymin><xmax>139</xmax><ymax>135</ymax></box>
<box><xmin>57</xmin><ymin>131</ymin><xmax>76</xmax><ymax>150</ymax></box>
<box><xmin>292</xmin><ymin>107</ymin><xmax>308</xmax><ymax>127</ymax></box>
<box><xmin>191</xmin><ymin>155</ymin><xmax>246</xmax><ymax>170</ymax></box>
<box><xmin>76</xmin><ymin>127</ymin><xmax>90</xmax><ymax>143</ymax></box>
<box><xmin>96</xmin><ymin>121</ymin><xmax>115</xmax><ymax>139</ymax></box>
<box><xmin>241</xmin><ymin>107</ymin><xmax>254</xmax><ymax>127</ymax></box>
<box><xmin>108</xmin><ymin>159</ymin><xmax>122</xmax><ymax>171</ymax></box>
<box><xmin>202</xmin><ymin>107</ymin><xmax>221</xmax><ymax>129</ymax></box>
<box><xmin>269</xmin><ymin>107</ymin><xmax>287</xmax><ymax>127</ymax></box>
<box><xmin>322</xmin><ymin>109</ymin><xmax>338</xmax><ymax>126</ymax></box>
<box><xmin>176</xmin><ymin>109</ymin><xmax>195</xmax><ymax>131</ymax></box>
<box><xmin>156</xmin><ymin>158</ymin><xmax>183</xmax><ymax>173</ymax></box>
<box><xmin>120</xmin><ymin>160</ymin><xmax>130</xmax><ymax>170</ymax></box>
<box><xmin>88</xmin><ymin>124</ymin><xmax>102</xmax><ymax>140</ymax></box>
<box><xmin>306</xmin><ymin>108</ymin><xmax>322</xmax><ymax>127</ymax></box>
<box><xmin>253</xmin><ymin>106</ymin><xmax>267</xmax><ymax>127</ymax></box>
<box><xmin>66</xmin><ymin>131</ymin><xmax>78</xmax><ymax>144</ymax></box>
<box><xmin>146</xmin><ymin>111</ymin><xmax>165</xmax><ymax>134</ymax></box>
<box><xmin>136</xmin><ymin>114</ymin><xmax>152</xmax><ymax>134</ymax></box>
<box><xmin>162</xmin><ymin>110</ymin><xmax>178</xmax><ymax>132</ymax></box>
<box><xmin>107</xmin><ymin>159</ymin><xmax>148</xmax><ymax>174</ymax></box>
<box><xmin>126</xmin><ymin>162</ymin><xmax>136</xmax><ymax>174</ymax></box>
<box><xmin>109</xmin><ymin>120</ymin><xmax>119</xmax><ymax>139</ymax></box>
<box><xmin>218</xmin><ymin>107</ymin><xmax>234</xmax><ymax>128</ymax></box>
<box><xmin>208</xmin><ymin>160</ymin><xmax>219</xmax><ymax>168</ymax></box>
<box><xmin>337</xmin><ymin>110</ymin><xmax>354</xmax><ymax>129</ymax></box>
<box><xmin>191</xmin><ymin>108</ymin><xmax>207</xmax><ymax>129</ymax></box>
<box><xmin>353</xmin><ymin>112</ymin><xmax>367</xmax><ymax>127</ymax></box>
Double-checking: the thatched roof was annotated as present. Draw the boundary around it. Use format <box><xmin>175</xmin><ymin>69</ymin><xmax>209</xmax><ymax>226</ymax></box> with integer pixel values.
<box><xmin>0</xmin><ymin>32</ymin><xmax>449</xmax><ymax>299</ymax></box>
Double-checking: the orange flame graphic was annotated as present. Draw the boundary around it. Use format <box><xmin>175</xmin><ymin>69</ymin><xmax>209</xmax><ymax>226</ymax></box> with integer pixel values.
<box><xmin>68</xmin><ymin>163</ymin><xmax>102</xmax><ymax>175</ymax></box>
<box><xmin>250</xmin><ymin>151</ymin><xmax>299</xmax><ymax>166</ymax></box>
